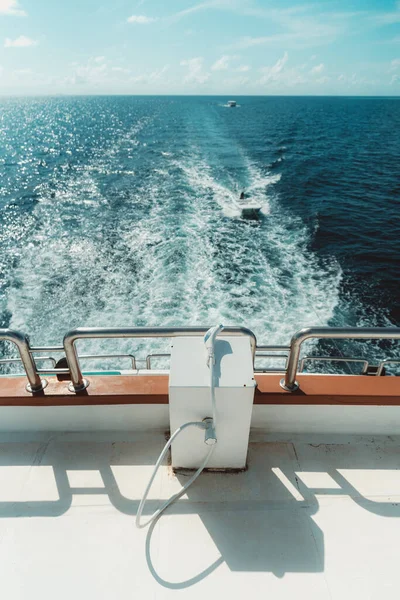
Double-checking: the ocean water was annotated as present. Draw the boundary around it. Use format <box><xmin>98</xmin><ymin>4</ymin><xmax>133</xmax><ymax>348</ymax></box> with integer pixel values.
<box><xmin>0</xmin><ymin>96</ymin><xmax>399</xmax><ymax>370</ymax></box>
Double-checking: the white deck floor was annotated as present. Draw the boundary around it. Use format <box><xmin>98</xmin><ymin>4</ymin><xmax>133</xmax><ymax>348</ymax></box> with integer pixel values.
<box><xmin>1</xmin><ymin>431</ymin><xmax>400</xmax><ymax>599</ymax></box>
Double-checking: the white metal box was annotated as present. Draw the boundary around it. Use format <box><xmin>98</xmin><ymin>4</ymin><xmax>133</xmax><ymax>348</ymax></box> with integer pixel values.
<box><xmin>169</xmin><ymin>335</ymin><xmax>255</xmax><ymax>469</ymax></box>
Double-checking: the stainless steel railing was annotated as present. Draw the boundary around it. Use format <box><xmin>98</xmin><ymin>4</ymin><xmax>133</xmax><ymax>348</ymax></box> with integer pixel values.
<box><xmin>1</xmin><ymin>325</ymin><xmax>399</xmax><ymax>394</ymax></box>
<box><xmin>376</xmin><ymin>359</ymin><xmax>400</xmax><ymax>377</ymax></box>
<box><xmin>63</xmin><ymin>327</ymin><xmax>257</xmax><ymax>392</ymax></box>
<box><xmin>0</xmin><ymin>329</ymin><xmax>46</xmax><ymax>392</ymax></box>
<box><xmin>146</xmin><ymin>354</ymin><xmax>171</xmax><ymax>370</ymax></box>
<box><xmin>280</xmin><ymin>327</ymin><xmax>400</xmax><ymax>391</ymax></box>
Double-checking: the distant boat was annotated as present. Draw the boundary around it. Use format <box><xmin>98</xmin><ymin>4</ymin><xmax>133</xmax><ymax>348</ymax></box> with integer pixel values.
<box><xmin>227</xmin><ymin>100</ymin><xmax>237</xmax><ymax>107</ymax></box>
<box><xmin>238</xmin><ymin>191</ymin><xmax>261</xmax><ymax>218</ymax></box>
<box><xmin>240</xmin><ymin>203</ymin><xmax>261</xmax><ymax>218</ymax></box>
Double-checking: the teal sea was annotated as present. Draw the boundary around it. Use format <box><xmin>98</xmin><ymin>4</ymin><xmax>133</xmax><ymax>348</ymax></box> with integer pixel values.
<box><xmin>0</xmin><ymin>96</ymin><xmax>399</xmax><ymax>368</ymax></box>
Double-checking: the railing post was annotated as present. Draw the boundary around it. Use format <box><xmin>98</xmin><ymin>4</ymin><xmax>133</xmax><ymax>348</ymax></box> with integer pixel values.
<box><xmin>0</xmin><ymin>329</ymin><xmax>46</xmax><ymax>393</ymax></box>
<box><xmin>279</xmin><ymin>329</ymin><xmax>308</xmax><ymax>391</ymax></box>
<box><xmin>63</xmin><ymin>332</ymin><xmax>89</xmax><ymax>392</ymax></box>
<box><xmin>280</xmin><ymin>327</ymin><xmax>400</xmax><ymax>392</ymax></box>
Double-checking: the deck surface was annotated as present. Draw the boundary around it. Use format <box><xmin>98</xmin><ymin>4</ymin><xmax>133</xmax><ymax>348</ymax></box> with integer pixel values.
<box><xmin>1</xmin><ymin>431</ymin><xmax>400</xmax><ymax>599</ymax></box>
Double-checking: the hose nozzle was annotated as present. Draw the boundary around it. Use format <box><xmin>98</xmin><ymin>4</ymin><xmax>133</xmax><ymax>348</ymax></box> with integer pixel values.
<box><xmin>203</xmin><ymin>418</ymin><xmax>217</xmax><ymax>446</ymax></box>
<box><xmin>204</xmin><ymin>324</ymin><xmax>224</xmax><ymax>366</ymax></box>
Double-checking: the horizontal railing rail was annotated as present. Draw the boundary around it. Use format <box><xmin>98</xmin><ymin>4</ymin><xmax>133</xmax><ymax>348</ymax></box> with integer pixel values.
<box><xmin>0</xmin><ymin>356</ymin><xmax>57</xmax><ymax>368</ymax></box>
<box><xmin>376</xmin><ymin>359</ymin><xmax>400</xmax><ymax>377</ymax></box>
<box><xmin>78</xmin><ymin>354</ymin><xmax>137</xmax><ymax>370</ymax></box>
<box><xmin>146</xmin><ymin>354</ymin><xmax>171</xmax><ymax>370</ymax></box>
<box><xmin>63</xmin><ymin>327</ymin><xmax>257</xmax><ymax>392</ymax></box>
<box><xmin>30</xmin><ymin>346</ymin><xmax>65</xmax><ymax>353</ymax></box>
<box><xmin>256</xmin><ymin>346</ymin><xmax>290</xmax><ymax>353</ymax></box>
<box><xmin>281</xmin><ymin>327</ymin><xmax>400</xmax><ymax>391</ymax></box>
<box><xmin>300</xmin><ymin>356</ymin><xmax>369</xmax><ymax>375</ymax></box>
<box><xmin>254</xmin><ymin>346</ymin><xmax>290</xmax><ymax>373</ymax></box>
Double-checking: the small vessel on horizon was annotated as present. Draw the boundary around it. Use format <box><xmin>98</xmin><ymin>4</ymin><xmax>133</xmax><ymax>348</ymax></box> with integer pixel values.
<box><xmin>227</xmin><ymin>100</ymin><xmax>237</xmax><ymax>107</ymax></box>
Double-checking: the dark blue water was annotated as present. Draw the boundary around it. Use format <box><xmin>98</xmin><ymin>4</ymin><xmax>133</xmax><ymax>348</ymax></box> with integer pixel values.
<box><xmin>0</xmin><ymin>96</ymin><xmax>399</xmax><ymax>367</ymax></box>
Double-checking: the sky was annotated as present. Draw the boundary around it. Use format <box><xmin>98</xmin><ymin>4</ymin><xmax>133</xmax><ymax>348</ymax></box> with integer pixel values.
<box><xmin>0</xmin><ymin>0</ymin><xmax>399</xmax><ymax>95</ymax></box>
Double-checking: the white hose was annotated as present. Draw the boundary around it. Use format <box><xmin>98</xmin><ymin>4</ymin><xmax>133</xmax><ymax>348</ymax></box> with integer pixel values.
<box><xmin>135</xmin><ymin>325</ymin><xmax>223</xmax><ymax>529</ymax></box>
<box><xmin>204</xmin><ymin>324</ymin><xmax>224</xmax><ymax>432</ymax></box>
<box><xmin>135</xmin><ymin>422</ymin><xmax>215</xmax><ymax>528</ymax></box>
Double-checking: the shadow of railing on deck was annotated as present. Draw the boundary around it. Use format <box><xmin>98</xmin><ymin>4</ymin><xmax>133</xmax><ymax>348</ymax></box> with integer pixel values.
<box><xmin>0</xmin><ymin>434</ymin><xmax>400</xmax><ymax>586</ymax></box>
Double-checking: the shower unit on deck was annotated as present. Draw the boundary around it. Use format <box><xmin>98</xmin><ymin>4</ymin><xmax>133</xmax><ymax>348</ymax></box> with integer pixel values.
<box><xmin>169</xmin><ymin>334</ymin><xmax>255</xmax><ymax>470</ymax></box>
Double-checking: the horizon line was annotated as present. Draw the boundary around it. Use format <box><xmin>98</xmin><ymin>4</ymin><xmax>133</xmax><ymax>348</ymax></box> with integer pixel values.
<box><xmin>0</xmin><ymin>93</ymin><xmax>399</xmax><ymax>99</ymax></box>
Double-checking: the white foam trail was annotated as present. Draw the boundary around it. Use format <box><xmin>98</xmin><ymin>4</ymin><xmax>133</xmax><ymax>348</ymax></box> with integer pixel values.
<box><xmin>175</xmin><ymin>155</ymin><xmax>342</xmax><ymax>347</ymax></box>
<box><xmin>4</xmin><ymin>133</ymin><xmax>344</xmax><ymax>369</ymax></box>
<box><xmin>180</xmin><ymin>160</ymin><xmax>241</xmax><ymax>217</ymax></box>
<box><xmin>245</xmin><ymin>160</ymin><xmax>281</xmax><ymax>215</ymax></box>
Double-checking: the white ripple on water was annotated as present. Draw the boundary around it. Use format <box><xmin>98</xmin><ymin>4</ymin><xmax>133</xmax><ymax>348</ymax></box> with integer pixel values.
<box><xmin>180</xmin><ymin>160</ymin><xmax>241</xmax><ymax>218</ymax></box>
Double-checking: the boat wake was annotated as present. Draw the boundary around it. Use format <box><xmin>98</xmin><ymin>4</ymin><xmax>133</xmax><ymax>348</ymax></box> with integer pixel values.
<box><xmin>4</xmin><ymin>142</ymin><xmax>342</xmax><ymax>364</ymax></box>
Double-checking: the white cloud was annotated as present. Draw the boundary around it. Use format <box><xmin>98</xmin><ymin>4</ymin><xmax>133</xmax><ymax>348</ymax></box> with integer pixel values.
<box><xmin>130</xmin><ymin>65</ymin><xmax>170</xmax><ymax>85</ymax></box>
<box><xmin>316</xmin><ymin>75</ymin><xmax>330</xmax><ymax>84</ymax></box>
<box><xmin>13</xmin><ymin>67</ymin><xmax>32</xmax><ymax>74</ymax></box>
<box><xmin>173</xmin><ymin>1</ymin><xmax>228</xmax><ymax>20</ymax></box>
<box><xmin>211</xmin><ymin>55</ymin><xmax>237</xmax><ymax>71</ymax></box>
<box><xmin>237</xmin><ymin>35</ymin><xmax>279</xmax><ymax>48</ymax></box>
<box><xmin>235</xmin><ymin>30</ymin><xmax>332</xmax><ymax>49</ymax></box>
<box><xmin>180</xmin><ymin>57</ymin><xmax>209</xmax><ymax>84</ymax></box>
<box><xmin>127</xmin><ymin>15</ymin><xmax>156</xmax><ymax>24</ymax></box>
<box><xmin>259</xmin><ymin>52</ymin><xmax>288</xmax><ymax>84</ymax></box>
<box><xmin>222</xmin><ymin>75</ymin><xmax>250</xmax><ymax>87</ymax></box>
<box><xmin>236</xmin><ymin>65</ymin><xmax>250</xmax><ymax>72</ymax></box>
<box><xmin>336</xmin><ymin>73</ymin><xmax>374</xmax><ymax>86</ymax></box>
<box><xmin>389</xmin><ymin>58</ymin><xmax>400</xmax><ymax>71</ymax></box>
<box><xmin>390</xmin><ymin>74</ymin><xmax>399</xmax><ymax>84</ymax></box>
<box><xmin>377</xmin><ymin>35</ymin><xmax>400</xmax><ymax>45</ymax></box>
<box><xmin>172</xmin><ymin>1</ymin><xmax>338</xmax><ymax>23</ymax></box>
<box><xmin>65</xmin><ymin>56</ymin><xmax>169</xmax><ymax>89</ymax></box>
<box><xmin>171</xmin><ymin>0</ymin><xmax>362</xmax><ymax>55</ymax></box>
<box><xmin>372</xmin><ymin>4</ymin><xmax>400</xmax><ymax>25</ymax></box>
<box><xmin>147</xmin><ymin>64</ymin><xmax>169</xmax><ymax>82</ymax></box>
<box><xmin>257</xmin><ymin>52</ymin><xmax>314</xmax><ymax>88</ymax></box>
<box><xmin>4</xmin><ymin>35</ymin><xmax>37</xmax><ymax>47</ymax></box>
<box><xmin>68</xmin><ymin>57</ymin><xmax>109</xmax><ymax>86</ymax></box>
<box><xmin>112</xmin><ymin>66</ymin><xmax>130</xmax><ymax>74</ymax></box>
<box><xmin>231</xmin><ymin>11</ymin><xmax>342</xmax><ymax>50</ymax></box>
<box><xmin>0</xmin><ymin>0</ymin><xmax>26</xmax><ymax>16</ymax></box>
<box><xmin>310</xmin><ymin>63</ymin><xmax>324</xmax><ymax>75</ymax></box>
<box><xmin>285</xmin><ymin>72</ymin><xmax>308</xmax><ymax>87</ymax></box>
